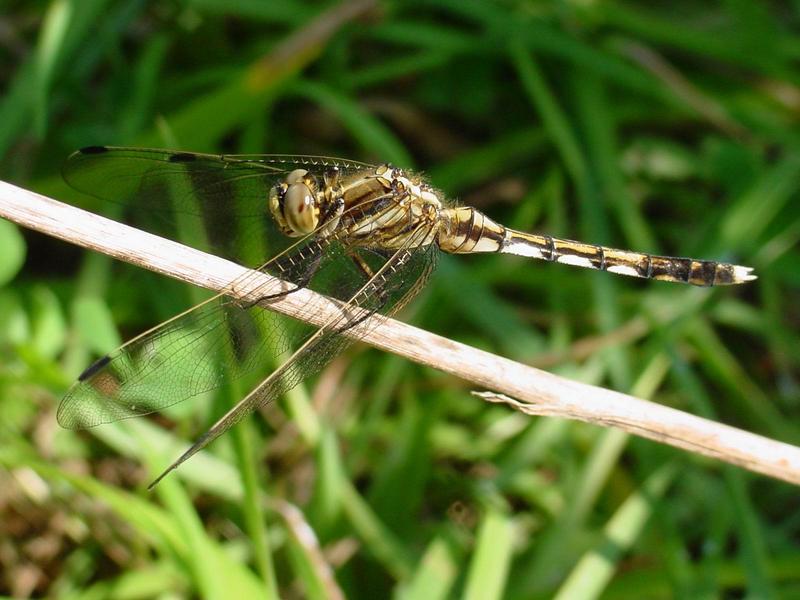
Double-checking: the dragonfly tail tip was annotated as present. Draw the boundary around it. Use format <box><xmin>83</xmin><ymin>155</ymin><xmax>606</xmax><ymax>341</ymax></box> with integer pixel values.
<box><xmin>731</xmin><ymin>265</ymin><xmax>757</xmax><ymax>284</ymax></box>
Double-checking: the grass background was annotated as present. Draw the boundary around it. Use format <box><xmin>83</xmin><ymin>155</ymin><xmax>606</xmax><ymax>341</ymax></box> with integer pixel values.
<box><xmin>1</xmin><ymin>0</ymin><xmax>799</xmax><ymax>598</ymax></box>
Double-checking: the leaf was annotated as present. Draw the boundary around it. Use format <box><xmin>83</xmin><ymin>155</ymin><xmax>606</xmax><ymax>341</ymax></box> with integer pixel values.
<box><xmin>463</xmin><ymin>507</ymin><xmax>515</xmax><ymax>600</ymax></box>
<box><xmin>73</xmin><ymin>296</ymin><xmax>121</xmax><ymax>354</ymax></box>
<box><xmin>30</xmin><ymin>285</ymin><xmax>67</xmax><ymax>360</ymax></box>
<box><xmin>0</xmin><ymin>219</ymin><xmax>26</xmax><ymax>286</ymax></box>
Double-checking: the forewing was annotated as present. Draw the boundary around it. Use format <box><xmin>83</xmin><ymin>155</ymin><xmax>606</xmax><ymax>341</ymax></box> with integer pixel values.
<box><xmin>63</xmin><ymin>146</ymin><xmax>375</xmax><ymax>265</ymax></box>
<box><xmin>57</xmin><ymin>226</ymin><xmax>341</xmax><ymax>429</ymax></box>
<box><xmin>58</xmin><ymin>191</ymin><xmax>436</xmax><ymax>430</ymax></box>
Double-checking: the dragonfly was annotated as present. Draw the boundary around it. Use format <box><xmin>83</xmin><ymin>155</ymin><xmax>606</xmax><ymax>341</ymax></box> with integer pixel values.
<box><xmin>57</xmin><ymin>146</ymin><xmax>757</xmax><ymax>487</ymax></box>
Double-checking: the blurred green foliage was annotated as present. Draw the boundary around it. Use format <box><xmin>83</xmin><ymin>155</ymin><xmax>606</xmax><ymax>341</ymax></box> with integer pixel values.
<box><xmin>1</xmin><ymin>0</ymin><xmax>799</xmax><ymax>598</ymax></box>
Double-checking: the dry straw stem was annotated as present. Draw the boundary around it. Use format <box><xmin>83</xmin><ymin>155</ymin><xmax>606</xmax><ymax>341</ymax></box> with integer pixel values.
<box><xmin>2</xmin><ymin>179</ymin><xmax>799</xmax><ymax>486</ymax></box>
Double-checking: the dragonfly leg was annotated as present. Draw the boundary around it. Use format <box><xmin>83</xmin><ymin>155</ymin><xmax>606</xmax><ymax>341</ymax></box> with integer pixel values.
<box><xmin>348</xmin><ymin>250</ymin><xmax>377</xmax><ymax>281</ymax></box>
<box><xmin>236</xmin><ymin>245</ymin><xmax>326</xmax><ymax>309</ymax></box>
<box><xmin>331</xmin><ymin>251</ymin><xmax>392</xmax><ymax>334</ymax></box>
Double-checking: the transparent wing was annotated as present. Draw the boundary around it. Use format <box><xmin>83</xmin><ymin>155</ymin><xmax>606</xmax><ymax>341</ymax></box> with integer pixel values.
<box><xmin>147</xmin><ymin>226</ymin><xmax>439</xmax><ymax>486</ymax></box>
<box><xmin>63</xmin><ymin>145</ymin><xmax>377</xmax><ymax>265</ymax></box>
<box><xmin>57</xmin><ymin>189</ymin><xmax>437</xmax><ymax>430</ymax></box>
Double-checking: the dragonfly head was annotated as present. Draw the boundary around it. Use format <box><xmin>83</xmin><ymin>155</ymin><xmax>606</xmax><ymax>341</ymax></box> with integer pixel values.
<box><xmin>269</xmin><ymin>169</ymin><xmax>321</xmax><ymax>237</ymax></box>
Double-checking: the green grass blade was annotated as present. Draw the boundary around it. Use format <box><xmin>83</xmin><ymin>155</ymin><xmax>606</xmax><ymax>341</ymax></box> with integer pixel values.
<box><xmin>554</xmin><ymin>463</ymin><xmax>677</xmax><ymax>600</ymax></box>
<box><xmin>463</xmin><ymin>507</ymin><xmax>514</xmax><ymax>600</ymax></box>
<box><xmin>396</xmin><ymin>536</ymin><xmax>459</xmax><ymax>600</ymax></box>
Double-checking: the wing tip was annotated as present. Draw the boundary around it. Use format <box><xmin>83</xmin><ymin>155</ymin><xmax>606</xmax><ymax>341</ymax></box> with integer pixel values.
<box><xmin>55</xmin><ymin>398</ymin><xmax>80</xmax><ymax>430</ymax></box>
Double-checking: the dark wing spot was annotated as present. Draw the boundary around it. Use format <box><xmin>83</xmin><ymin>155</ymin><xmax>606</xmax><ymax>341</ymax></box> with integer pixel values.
<box><xmin>168</xmin><ymin>152</ymin><xmax>198</xmax><ymax>163</ymax></box>
<box><xmin>78</xmin><ymin>354</ymin><xmax>111</xmax><ymax>381</ymax></box>
<box><xmin>80</xmin><ymin>145</ymin><xmax>109</xmax><ymax>155</ymax></box>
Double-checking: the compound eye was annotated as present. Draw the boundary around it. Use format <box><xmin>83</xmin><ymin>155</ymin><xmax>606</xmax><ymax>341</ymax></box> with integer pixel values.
<box><xmin>284</xmin><ymin>182</ymin><xmax>318</xmax><ymax>234</ymax></box>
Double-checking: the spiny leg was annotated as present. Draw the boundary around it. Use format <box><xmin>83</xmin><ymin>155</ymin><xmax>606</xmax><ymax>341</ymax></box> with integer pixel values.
<box><xmin>243</xmin><ymin>190</ymin><xmax>398</xmax><ymax>308</ymax></box>
<box><xmin>335</xmin><ymin>250</ymin><xmax>393</xmax><ymax>333</ymax></box>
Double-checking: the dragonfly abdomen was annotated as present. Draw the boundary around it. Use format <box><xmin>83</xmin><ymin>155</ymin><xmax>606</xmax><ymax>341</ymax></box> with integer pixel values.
<box><xmin>439</xmin><ymin>207</ymin><xmax>755</xmax><ymax>286</ymax></box>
